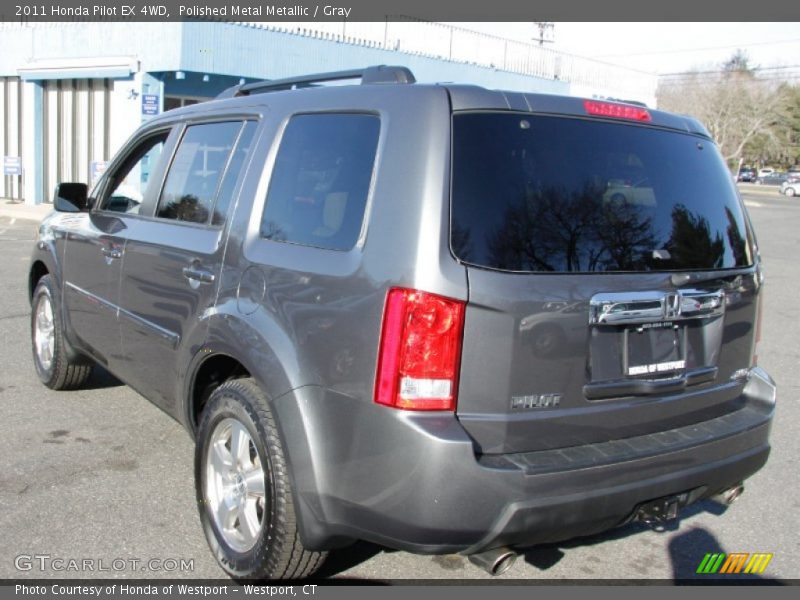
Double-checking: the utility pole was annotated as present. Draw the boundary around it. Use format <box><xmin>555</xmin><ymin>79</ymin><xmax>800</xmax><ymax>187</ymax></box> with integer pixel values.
<box><xmin>533</xmin><ymin>22</ymin><xmax>555</xmax><ymax>46</ymax></box>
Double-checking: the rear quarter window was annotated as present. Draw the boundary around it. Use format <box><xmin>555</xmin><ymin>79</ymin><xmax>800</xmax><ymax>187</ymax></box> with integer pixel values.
<box><xmin>260</xmin><ymin>113</ymin><xmax>380</xmax><ymax>251</ymax></box>
<box><xmin>451</xmin><ymin>113</ymin><xmax>753</xmax><ymax>273</ymax></box>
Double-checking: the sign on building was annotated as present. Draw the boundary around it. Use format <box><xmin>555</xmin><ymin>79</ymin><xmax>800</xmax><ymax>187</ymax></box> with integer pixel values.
<box><xmin>90</xmin><ymin>160</ymin><xmax>108</xmax><ymax>183</ymax></box>
<box><xmin>3</xmin><ymin>156</ymin><xmax>22</xmax><ymax>176</ymax></box>
<box><xmin>142</xmin><ymin>94</ymin><xmax>160</xmax><ymax>116</ymax></box>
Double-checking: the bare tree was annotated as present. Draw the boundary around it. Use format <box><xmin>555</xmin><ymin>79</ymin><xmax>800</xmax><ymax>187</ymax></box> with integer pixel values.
<box><xmin>657</xmin><ymin>52</ymin><xmax>791</xmax><ymax>168</ymax></box>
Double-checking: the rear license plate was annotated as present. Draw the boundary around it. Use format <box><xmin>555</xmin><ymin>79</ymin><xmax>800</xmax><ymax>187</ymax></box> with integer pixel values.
<box><xmin>625</xmin><ymin>322</ymin><xmax>686</xmax><ymax>377</ymax></box>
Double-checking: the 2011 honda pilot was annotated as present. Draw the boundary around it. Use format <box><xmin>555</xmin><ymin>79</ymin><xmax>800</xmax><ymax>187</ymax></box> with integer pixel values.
<box><xmin>28</xmin><ymin>66</ymin><xmax>776</xmax><ymax>579</ymax></box>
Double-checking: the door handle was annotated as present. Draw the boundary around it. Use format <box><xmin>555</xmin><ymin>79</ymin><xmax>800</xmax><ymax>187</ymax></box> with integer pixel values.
<box><xmin>182</xmin><ymin>266</ymin><xmax>216</xmax><ymax>284</ymax></box>
<box><xmin>101</xmin><ymin>246</ymin><xmax>123</xmax><ymax>260</ymax></box>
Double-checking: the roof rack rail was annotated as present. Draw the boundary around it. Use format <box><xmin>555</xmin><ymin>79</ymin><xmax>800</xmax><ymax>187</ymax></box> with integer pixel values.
<box><xmin>216</xmin><ymin>65</ymin><xmax>416</xmax><ymax>99</ymax></box>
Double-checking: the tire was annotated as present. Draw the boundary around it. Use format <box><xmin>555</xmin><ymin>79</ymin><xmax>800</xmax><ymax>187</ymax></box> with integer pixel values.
<box><xmin>785</xmin><ymin>187</ymin><xmax>796</xmax><ymax>197</ymax></box>
<box><xmin>31</xmin><ymin>274</ymin><xmax>93</xmax><ymax>390</ymax></box>
<box><xmin>195</xmin><ymin>378</ymin><xmax>326</xmax><ymax>580</ymax></box>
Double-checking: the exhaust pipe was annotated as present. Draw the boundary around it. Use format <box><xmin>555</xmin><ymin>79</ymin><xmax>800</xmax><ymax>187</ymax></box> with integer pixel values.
<box><xmin>468</xmin><ymin>547</ymin><xmax>518</xmax><ymax>576</ymax></box>
<box><xmin>712</xmin><ymin>483</ymin><xmax>744</xmax><ymax>506</ymax></box>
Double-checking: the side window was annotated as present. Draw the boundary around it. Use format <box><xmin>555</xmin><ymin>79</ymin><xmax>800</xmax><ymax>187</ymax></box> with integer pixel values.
<box><xmin>212</xmin><ymin>121</ymin><xmax>258</xmax><ymax>227</ymax></box>
<box><xmin>156</xmin><ymin>121</ymin><xmax>242</xmax><ymax>224</ymax></box>
<box><xmin>260</xmin><ymin>113</ymin><xmax>380</xmax><ymax>251</ymax></box>
<box><xmin>101</xmin><ymin>132</ymin><xmax>168</xmax><ymax>214</ymax></box>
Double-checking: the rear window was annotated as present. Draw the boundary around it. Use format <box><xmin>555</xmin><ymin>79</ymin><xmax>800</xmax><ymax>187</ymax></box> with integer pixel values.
<box><xmin>451</xmin><ymin>113</ymin><xmax>753</xmax><ymax>273</ymax></box>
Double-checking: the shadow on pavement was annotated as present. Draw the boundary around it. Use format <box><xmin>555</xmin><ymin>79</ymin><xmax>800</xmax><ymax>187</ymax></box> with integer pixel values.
<box><xmin>519</xmin><ymin>500</ymin><xmax>783</xmax><ymax>583</ymax></box>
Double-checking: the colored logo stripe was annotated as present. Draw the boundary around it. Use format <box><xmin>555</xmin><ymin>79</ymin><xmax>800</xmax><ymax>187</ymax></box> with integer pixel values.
<box><xmin>720</xmin><ymin>553</ymin><xmax>749</xmax><ymax>574</ymax></box>
<box><xmin>696</xmin><ymin>553</ymin><xmax>725</xmax><ymax>574</ymax></box>
<box><xmin>696</xmin><ymin>553</ymin><xmax>773</xmax><ymax>575</ymax></box>
<box><xmin>744</xmin><ymin>553</ymin><xmax>773</xmax><ymax>574</ymax></box>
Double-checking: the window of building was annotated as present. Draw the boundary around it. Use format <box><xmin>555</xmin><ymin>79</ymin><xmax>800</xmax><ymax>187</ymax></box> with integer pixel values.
<box><xmin>164</xmin><ymin>96</ymin><xmax>203</xmax><ymax>112</ymax></box>
<box><xmin>260</xmin><ymin>113</ymin><xmax>380</xmax><ymax>251</ymax></box>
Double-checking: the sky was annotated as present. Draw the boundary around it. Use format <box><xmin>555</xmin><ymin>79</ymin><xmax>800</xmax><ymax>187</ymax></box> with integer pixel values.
<box><xmin>463</xmin><ymin>22</ymin><xmax>800</xmax><ymax>76</ymax></box>
<box><xmin>285</xmin><ymin>21</ymin><xmax>800</xmax><ymax>79</ymax></box>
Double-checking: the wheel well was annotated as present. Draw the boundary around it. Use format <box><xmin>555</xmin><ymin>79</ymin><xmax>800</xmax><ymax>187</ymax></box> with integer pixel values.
<box><xmin>191</xmin><ymin>354</ymin><xmax>250</xmax><ymax>430</ymax></box>
<box><xmin>29</xmin><ymin>261</ymin><xmax>49</xmax><ymax>303</ymax></box>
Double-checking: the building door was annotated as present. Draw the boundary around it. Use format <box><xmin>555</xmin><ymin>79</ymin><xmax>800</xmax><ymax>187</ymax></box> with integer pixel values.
<box><xmin>0</xmin><ymin>76</ymin><xmax>24</xmax><ymax>201</ymax></box>
<box><xmin>41</xmin><ymin>78</ymin><xmax>112</xmax><ymax>201</ymax></box>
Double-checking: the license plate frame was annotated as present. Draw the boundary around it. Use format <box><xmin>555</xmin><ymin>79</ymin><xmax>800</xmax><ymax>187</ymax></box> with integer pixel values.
<box><xmin>624</xmin><ymin>321</ymin><xmax>687</xmax><ymax>377</ymax></box>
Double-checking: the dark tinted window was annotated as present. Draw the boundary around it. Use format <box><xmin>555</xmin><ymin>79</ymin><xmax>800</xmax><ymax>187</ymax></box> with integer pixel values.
<box><xmin>261</xmin><ymin>114</ymin><xmax>380</xmax><ymax>250</ymax></box>
<box><xmin>156</xmin><ymin>121</ymin><xmax>241</xmax><ymax>224</ymax></box>
<box><xmin>211</xmin><ymin>121</ymin><xmax>257</xmax><ymax>226</ymax></box>
<box><xmin>451</xmin><ymin>113</ymin><xmax>753</xmax><ymax>273</ymax></box>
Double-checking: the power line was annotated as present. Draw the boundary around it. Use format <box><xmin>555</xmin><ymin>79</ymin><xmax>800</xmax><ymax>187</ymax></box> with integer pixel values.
<box><xmin>597</xmin><ymin>37</ymin><xmax>800</xmax><ymax>59</ymax></box>
<box><xmin>661</xmin><ymin>64</ymin><xmax>800</xmax><ymax>77</ymax></box>
<box><xmin>659</xmin><ymin>77</ymin><xmax>800</xmax><ymax>87</ymax></box>
<box><xmin>660</xmin><ymin>73</ymin><xmax>800</xmax><ymax>82</ymax></box>
<box><xmin>660</xmin><ymin>74</ymin><xmax>800</xmax><ymax>82</ymax></box>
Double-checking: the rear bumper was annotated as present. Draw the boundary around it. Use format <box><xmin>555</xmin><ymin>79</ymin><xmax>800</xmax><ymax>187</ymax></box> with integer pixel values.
<box><xmin>271</xmin><ymin>367</ymin><xmax>775</xmax><ymax>554</ymax></box>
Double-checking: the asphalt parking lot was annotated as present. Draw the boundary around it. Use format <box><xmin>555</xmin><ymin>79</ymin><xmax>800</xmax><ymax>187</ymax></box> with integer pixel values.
<box><xmin>0</xmin><ymin>187</ymin><xmax>797</xmax><ymax>582</ymax></box>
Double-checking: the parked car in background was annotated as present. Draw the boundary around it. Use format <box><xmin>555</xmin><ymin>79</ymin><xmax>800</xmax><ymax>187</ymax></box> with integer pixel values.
<box><xmin>737</xmin><ymin>167</ymin><xmax>756</xmax><ymax>182</ymax></box>
<box><xmin>758</xmin><ymin>167</ymin><xmax>775</xmax><ymax>179</ymax></box>
<box><xmin>756</xmin><ymin>172</ymin><xmax>788</xmax><ymax>186</ymax></box>
<box><xmin>603</xmin><ymin>176</ymin><xmax>656</xmax><ymax>207</ymax></box>
<box><xmin>780</xmin><ymin>176</ymin><xmax>800</xmax><ymax>197</ymax></box>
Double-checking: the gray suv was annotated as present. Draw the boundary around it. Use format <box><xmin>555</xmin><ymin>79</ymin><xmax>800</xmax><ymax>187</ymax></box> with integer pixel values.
<box><xmin>28</xmin><ymin>66</ymin><xmax>776</xmax><ymax>579</ymax></box>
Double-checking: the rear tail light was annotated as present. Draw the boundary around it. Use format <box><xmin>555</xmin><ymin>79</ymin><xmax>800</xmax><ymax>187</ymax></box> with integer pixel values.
<box><xmin>374</xmin><ymin>288</ymin><xmax>466</xmax><ymax>411</ymax></box>
<box><xmin>583</xmin><ymin>100</ymin><xmax>652</xmax><ymax>122</ymax></box>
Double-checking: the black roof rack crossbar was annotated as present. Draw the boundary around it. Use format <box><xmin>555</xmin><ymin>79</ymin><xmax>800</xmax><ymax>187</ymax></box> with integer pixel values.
<box><xmin>216</xmin><ymin>65</ymin><xmax>415</xmax><ymax>99</ymax></box>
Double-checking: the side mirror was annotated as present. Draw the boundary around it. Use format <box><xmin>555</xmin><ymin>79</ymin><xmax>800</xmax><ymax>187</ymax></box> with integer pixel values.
<box><xmin>53</xmin><ymin>183</ymin><xmax>89</xmax><ymax>212</ymax></box>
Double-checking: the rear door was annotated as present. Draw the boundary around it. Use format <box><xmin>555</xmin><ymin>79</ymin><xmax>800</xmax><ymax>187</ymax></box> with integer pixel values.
<box><xmin>451</xmin><ymin>111</ymin><xmax>760</xmax><ymax>455</ymax></box>
<box><xmin>116</xmin><ymin>119</ymin><xmax>258</xmax><ymax>411</ymax></box>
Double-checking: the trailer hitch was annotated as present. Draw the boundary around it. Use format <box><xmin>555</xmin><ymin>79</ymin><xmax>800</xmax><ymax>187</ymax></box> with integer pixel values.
<box><xmin>634</xmin><ymin>493</ymin><xmax>689</xmax><ymax>531</ymax></box>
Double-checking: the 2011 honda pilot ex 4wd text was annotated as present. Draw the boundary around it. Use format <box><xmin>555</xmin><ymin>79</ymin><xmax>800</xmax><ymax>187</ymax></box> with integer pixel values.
<box><xmin>29</xmin><ymin>66</ymin><xmax>776</xmax><ymax>579</ymax></box>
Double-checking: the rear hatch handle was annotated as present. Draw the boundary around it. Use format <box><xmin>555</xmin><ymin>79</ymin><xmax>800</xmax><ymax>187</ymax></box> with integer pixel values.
<box><xmin>586</xmin><ymin>289</ymin><xmax>724</xmax><ymax>400</ymax></box>
<box><xmin>589</xmin><ymin>289</ymin><xmax>724</xmax><ymax>325</ymax></box>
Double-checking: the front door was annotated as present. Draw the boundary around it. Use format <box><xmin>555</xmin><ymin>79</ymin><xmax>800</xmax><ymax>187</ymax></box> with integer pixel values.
<box><xmin>61</xmin><ymin>130</ymin><xmax>171</xmax><ymax>370</ymax></box>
